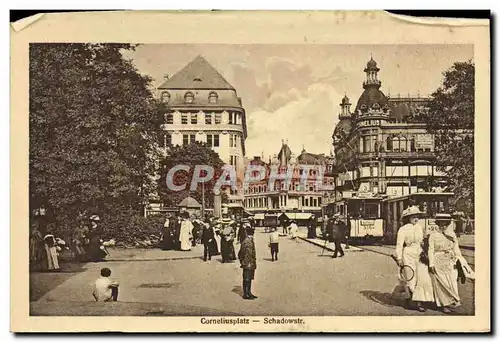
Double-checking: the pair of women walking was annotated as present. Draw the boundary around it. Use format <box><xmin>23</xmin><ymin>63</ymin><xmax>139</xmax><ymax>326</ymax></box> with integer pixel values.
<box><xmin>395</xmin><ymin>206</ymin><xmax>473</xmax><ymax>313</ymax></box>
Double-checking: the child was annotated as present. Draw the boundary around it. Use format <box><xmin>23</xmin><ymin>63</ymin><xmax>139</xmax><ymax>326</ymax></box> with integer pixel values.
<box><xmin>93</xmin><ymin>268</ymin><xmax>119</xmax><ymax>302</ymax></box>
<box><xmin>268</xmin><ymin>227</ymin><xmax>280</xmax><ymax>261</ymax></box>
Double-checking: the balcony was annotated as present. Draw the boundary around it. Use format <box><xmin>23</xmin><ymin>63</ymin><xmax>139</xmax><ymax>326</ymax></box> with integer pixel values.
<box><xmin>358</xmin><ymin>151</ymin><xmax>435</xmax><ymax>160</ymax></box>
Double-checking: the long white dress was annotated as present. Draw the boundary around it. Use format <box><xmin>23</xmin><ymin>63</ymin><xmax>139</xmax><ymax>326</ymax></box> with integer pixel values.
<box><xmin>179</xmin><ymin>219</ymin><xmax>193</xmax><ymax>251</ymax></box>
<box><xmin>395</xmin><ymin>222</ymin><xmax>434</xmax><ymax>302</ymax></box>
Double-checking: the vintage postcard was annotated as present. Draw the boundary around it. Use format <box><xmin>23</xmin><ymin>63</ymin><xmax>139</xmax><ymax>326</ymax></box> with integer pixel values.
<box><xmin>11</xmin><ymin>10</ymin><xmax>490</xmax><ymax>332</ymax></box>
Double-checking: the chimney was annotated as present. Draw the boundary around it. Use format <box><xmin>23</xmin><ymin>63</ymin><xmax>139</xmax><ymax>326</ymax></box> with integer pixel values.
<box><xmin>164</xmin><ymin>74</ymin><xmax>169</xmax><ymax>80</ymax></box>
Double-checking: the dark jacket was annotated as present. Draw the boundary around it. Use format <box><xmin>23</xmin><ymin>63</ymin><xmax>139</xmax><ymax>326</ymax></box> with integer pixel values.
<box><xmin>238</xmin><ymin>235</ymin><xmax>256</xmax><ymax>270</ymax></box>
<box><xmin>201</xmin><ymin>226</ymin><xmax>215</xmax><ymax>244</ymax></box>
<box><xmin>326</xmin><ymin>219</ymin><xmax>348</xmax><ymax>242</ymax></box>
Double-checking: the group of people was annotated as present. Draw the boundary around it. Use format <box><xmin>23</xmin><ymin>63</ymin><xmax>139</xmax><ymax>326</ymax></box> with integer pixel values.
<box><xmin>29</xmin><ymin>214</ymin><xmax>108</xmax><ymax>272</ymax></box>
<box><xmin>395</xmin><ymin>206</ymin><xmax>473</xmax><ymax>314</ymax></box>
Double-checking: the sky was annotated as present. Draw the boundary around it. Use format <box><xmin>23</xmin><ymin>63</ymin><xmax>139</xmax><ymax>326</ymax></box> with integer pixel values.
<box><xmin>125</xmin><ymin>44</ymin><xmax>473</xmax><ymax>159</ymax></box>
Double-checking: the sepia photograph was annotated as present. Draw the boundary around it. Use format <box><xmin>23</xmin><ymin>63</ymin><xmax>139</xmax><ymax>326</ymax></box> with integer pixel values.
<box><xmin>11</xmin><ymin>11</ymin><xmax>490</xmax><ymax>332</ymax></box>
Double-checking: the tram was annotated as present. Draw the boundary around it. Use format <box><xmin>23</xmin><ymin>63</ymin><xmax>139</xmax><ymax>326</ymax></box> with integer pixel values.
<box><xmin>381</xmin><ymin>191</ymin><xmax>455</xmax><ymax>244</ymax></box>
<box><xmin>333</xmin><ymin>194</ymin><xmax>386</xmax><ymax>243</ymax></box>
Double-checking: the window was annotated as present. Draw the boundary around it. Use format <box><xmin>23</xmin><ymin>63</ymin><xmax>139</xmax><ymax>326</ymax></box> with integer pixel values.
<box><xmin>305</xmin><ymin>198</ymin><xmax>309</xmax><ymax>207</ymax></box>
<box><xmin>215</xmin><ymin>113</ymin><xmax>222</xmax><ymax>124</ymax></box>
<box><xmin>183</xmin><ymin>134</ymin><xmax>195</xmax><ymax>145</ymax></box>
<box><xmin>392</xmin><ymin>136</ymin><xmax>400</xmax><ymax>151</ymax></box>
<box><xmin>184</xmin><ymin>92</ymin><xmax>194</xmax><ymax>104</ymax></box>
<box><xmin>386</xmin><ymin>136</ymin><xmax>393</xmax><ymax>151</ymax></box>
<box><xmin>208</xmin><ymin>91</ymin><xmax>218</xmax><ymax>104</ymax></box>
<box><xmin>205</xmin><ymin>113</ymin><xmax>212</xmax><ymax>125</ymax></box>
<box><xmin>229</xmin><ymin>135</ymin><xmax>233</xmax><ymax>148</ymax></box>
<box><xmin>190</xmin><ymin>113</ymin><xmax>198</xmax><ymax>124</ymax></box>
<box><xmin>363</xmin><ymin>136</ymin><xmax>371</xmax><ymax>152</ymax></box>
<box><xmin>206</xmin><ymin>134</ymin><xmax>220</xmax><ymax>147</ymax></box>
<box><xmin>400</xmin><ymin>136</ymin><xmax>408</xmax><ymax>152</ymax></box>
<box><xmin>160</xmin><ymin>91</ymin><xmax>170</xmax><ymax>103</ymax></box>
<box><xmin>163</xmin><ymin>133</ymin><xmax>172</xmax><ymax>147</ymax></box>
<box><xmin>181</xmin><ymin>113</ymin><xmax>188</xmax><ymax>124</ymax></box>
<box><xmin>165</xmin><ymin>113</ymin><xmax>173</xmax><ymax>124</ymax></box>
<box><xmin>318</xmin><ymin>197</ymin><xmax>322</xmax><ymax>206</ymax></box>
<box><xmin>228</xmin><ymin>112</ymin><xmax>233</xmax><ymax>124</ymax></box>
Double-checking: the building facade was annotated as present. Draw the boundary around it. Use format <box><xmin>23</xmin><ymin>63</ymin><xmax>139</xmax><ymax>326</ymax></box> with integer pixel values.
<box><xmin>332</xmin><ymin>57</ymin><xmax>448</xmax><ymax>199</ymax></box>
<box><xmin>244</xmin><ymin>141</ymin><xmax>335</xmax><ymax>220</ymax></box>
<box><xmin>157</xmin><ymin>55</ymin><xmax>247</xmax><ymax>204</ymax></box>
<box><xmin>157</xmin><ymin>55</ymin><xmax>247</xmax><ymax>180</ymax></box>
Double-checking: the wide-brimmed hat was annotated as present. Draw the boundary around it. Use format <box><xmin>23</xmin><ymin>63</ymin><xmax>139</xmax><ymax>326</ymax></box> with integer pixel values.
<box><xmin>333</xmin><ymin>213</ymin><xmax>341</xmax><ymax>218</ymax></box>
<box><xmin>401</xmin><ymin>206</ymin><xmax>424</xmax><ymax>219</ymax></box>
<box><xmin>434</xmin><ymin>213</ymin><xmax>452</xmax><ymax>222</ymax></box>
<box><xmin>89</xmin><ymin>215</ymin><xmax>100</xmax><ymax>221</ymax></box>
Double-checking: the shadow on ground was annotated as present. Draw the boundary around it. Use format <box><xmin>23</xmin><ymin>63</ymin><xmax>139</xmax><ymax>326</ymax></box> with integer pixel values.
<box><xmin>30</xmin><ymin>261</ymin><xmax>88</xmax><ymax>302</ymax></box>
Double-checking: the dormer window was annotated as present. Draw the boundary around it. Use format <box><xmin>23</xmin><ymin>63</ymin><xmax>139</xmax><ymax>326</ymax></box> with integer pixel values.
<box><xmin>160</xmin><ymin>91</ymin><xmax>170</xmax><ymax>104</ymax></box>
<box><xmin>360</xmin><ymin>104</ymin><xmax>368</xmax><ymax>111</ymax></box>
<box><xmin>208</xmin><ymin>91</ymin><xmax>218</xmax><ymax>104</ymax></box>
<box><xmin>193</xmin><ymin>77</ymin><xmax>202</xmax><ymax>82</ymax></box>
<box><xmin>372</xmin><ymin>103</ymin><xmax>380</xmax><ymax>110</ymax></box>
<box><xmin>184</xmin><ymin>91</ymin><xmax>194</xmax><ymax>104</ymax></box>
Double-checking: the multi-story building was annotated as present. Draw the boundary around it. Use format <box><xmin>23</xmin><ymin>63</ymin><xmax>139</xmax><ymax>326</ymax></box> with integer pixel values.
<box><xmin>332</xmin><ymin>57</ymin><xmax>449</xmax><ymax>199</ymax></box>
<box><xmin>157</xmin><ymin>55</ymin><xmax>247</xmax><ymax>204</ymax></box>
<box><xmin>244</xmin><ymin>141</ymin><xmax>335</xmax><ymax>222</ymax></box>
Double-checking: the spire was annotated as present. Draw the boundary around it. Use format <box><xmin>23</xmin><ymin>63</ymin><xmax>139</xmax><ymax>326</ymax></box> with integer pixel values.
<box><xmin>363</xmin><ymin>55</ymin><xmax>381</xmax><ymax>90</ymax></box>
<box><xmin>339</xmin><ymin>93</ymin><xmax>351</xmax><ymax>118</ymax></box>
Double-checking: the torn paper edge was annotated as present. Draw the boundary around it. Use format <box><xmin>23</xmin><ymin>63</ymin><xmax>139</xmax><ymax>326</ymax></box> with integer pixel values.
<box><xmin>386</xmin><ymin>11</ymin><xmax>489</xmax><ymax>27</ymax></box>
<box><xmin>11</xmin><ymin>13</ymin><xmax>45</xmax><ymax>32</ymax></box>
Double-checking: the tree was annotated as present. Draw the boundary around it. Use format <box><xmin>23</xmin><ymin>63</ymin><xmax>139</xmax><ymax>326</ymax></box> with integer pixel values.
<box><xmin>423</xmin><ymin>60</ymin><xmax>474</xmax><ymax>214</ymax></box>
<box><xmin>29</xmin><ymin>43</ymin><xmax>161</xmax><ymax>238</ymax></box>
<box><xmin>158</xmin><ymin>142</ymin><xmax>228</xmax><ymax>208</ymax></box>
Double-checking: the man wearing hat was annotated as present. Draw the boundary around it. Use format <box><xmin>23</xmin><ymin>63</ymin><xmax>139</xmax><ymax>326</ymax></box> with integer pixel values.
<box><xmin>238</xmin><ymin>224</ymin><xmax>257</xmax><ymax>300</ymax></box>
<box><xmin>327</xmin><ymin>213</ymin><xmax>348</xmax><ymax>258</ymax></box>
<box><xmin>395</xmin><ymin>206</ymin><xmax>434</xmax><ymax>312</ymax></box>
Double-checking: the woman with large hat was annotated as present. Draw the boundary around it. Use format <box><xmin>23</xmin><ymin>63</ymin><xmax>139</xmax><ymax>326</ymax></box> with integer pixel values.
<box><xmin>428</xmin><ymin>213</ymin><xmax>468</xmax><ymax>313</ymax></box>
<box><xmin>395</xmin><ymin>206</ymin><xmax>434</xmax><ymax>311</ymax></box>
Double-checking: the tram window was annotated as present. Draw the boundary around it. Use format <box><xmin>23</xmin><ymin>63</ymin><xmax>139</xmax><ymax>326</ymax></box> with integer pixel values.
<box><xmin>364</xmin><ymin>203</ymin><xmax>379</xmax><ymax>218</ymax></box>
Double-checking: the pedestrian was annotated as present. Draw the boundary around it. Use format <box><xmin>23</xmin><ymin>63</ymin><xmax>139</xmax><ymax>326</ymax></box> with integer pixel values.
<box><xmin>29</xmin><ymin>225</ymin><xmax>44</xmax><ymax>271</ymax></box>
<box><xmin>237</xmin><ymin>219</ymin><xmax>248</xmax><ymax>244</ymax></box>
<box><xmin>280</xmin><ymin>215</ymin><xmax>289</xmax><ymax>235</ymax></box>
<box><xmin>238</xmin><ymin>224</ymin><xmax>257</xmax><ymax>300</ymax></box>
<box><xmin>328</xmin><ymin>214</ymin><xmax>348</xmax><ymax>258</ymax></box>
<box><xmin>161</xmin><ymin>214</ymin><xmax>173</xmax><ymax>250</ymax></box>
<box><xmin>268</xmin><ymin>227</ymin><xmax>279</xmax><ymax>261</ymax></box>
<box><xmin>179</xmin><ymin>212</ymin><xmax>194</xmax><ymax>251</ymax></box>
<box><xmin>88</xmin><ymin>215</ymin><xmax>107</xmax><ymax>262</ymax></box>
<box><xmin>72</xmin><ymin>224</ymin><xmax>87</xmax><ymax>262</ymax></box>
<box><xmin>92</xmin><ymin>267</ymin><xmax>119</xmax><ymax>302</ymax></box>
<box><xmin>307</xmin><ymin>215</ymin><xmax>317</xmax><ymax>239</ymax></box>
<box><xmin>427</xmin><ymin>213</ymin><xmax>465</xmax><ymax>314</ymax></box>
<box><xmin>288</xmin><ymin>220</ymin><xmax>299</xmax><ymax>239</ymax></box>
<box><xmin>201</xmin><ymin>220</ymin><xmax>215</xmax><ymax>261</ymax></box>
<box><xmin>395</xmin><ymin>206</ymin><xmax>434</xmax><ymax>312</ymax></box>
<box><xmin>42</xmin><ymin>233</ymin><xmax>60</xmax><ymax>272</ymax></box>
<box><xmin>220</xmin><ymin>215</ymin><xmax>236</xmax><ymax>263</ymax></box>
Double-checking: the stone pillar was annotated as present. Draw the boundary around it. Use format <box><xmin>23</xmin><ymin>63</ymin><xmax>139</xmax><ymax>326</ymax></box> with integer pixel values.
<box><xmin>214</xmin><ymin>193</ymin><xmax>222</xmax><ymax>218</ymax></box>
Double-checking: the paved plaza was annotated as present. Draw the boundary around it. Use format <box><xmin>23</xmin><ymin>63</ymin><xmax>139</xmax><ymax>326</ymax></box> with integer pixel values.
<box><xmin>30</xmin><ymin>228</ymin><xmax>475</xmax><ymax>316</ymax></box>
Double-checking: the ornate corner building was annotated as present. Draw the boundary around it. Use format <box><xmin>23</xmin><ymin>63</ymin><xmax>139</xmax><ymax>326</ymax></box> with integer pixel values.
<box><xmin>157</xmin><ymin>55</ymin><xmax>247</xmax><ymax>202</ymax></box>
<box><xmin>332</xmin><ymin>57</ymin><xmax>449</xmax><ymax>199</ymax></box>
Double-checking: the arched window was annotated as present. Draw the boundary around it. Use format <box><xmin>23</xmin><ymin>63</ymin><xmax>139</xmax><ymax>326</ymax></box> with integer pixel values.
<box><xmin>184</xmin><ymin>91</ymin><xmax>194</xmax><ymax>104</ymax></box>
<box><xmin>386</xmin><ymin>136</ymin><xmax>393</xmax><ymax>150</ymax></box>
<box><xmin>392</xmin><ymin>136</ymin><xmax>400</xmax><ymax>151</ymax></box>
<box><xmin>208</xmin><ymin>91</ymin><xmax>218</xmax><ymax>104</ymax></box>
<box><xmin>160</xmin><ymin>91</ymin><xmax>170</xmax><ymax>103</ymax></box>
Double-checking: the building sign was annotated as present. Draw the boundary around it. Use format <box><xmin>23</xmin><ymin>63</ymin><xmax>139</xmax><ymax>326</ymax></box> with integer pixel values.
<box><xmin>415</xmin><ymin>134</ymin><xmax>433</xmax><ymax>149</ymax></box>
<box><xmin>360</xmin><ymin>219</ymin><xmax>375</xmax><ymax>227</ymax></box>
<box><xmin>358</xmin><ymin>120</ymin><xmax>381</xmax><ymax>128</ymax></box>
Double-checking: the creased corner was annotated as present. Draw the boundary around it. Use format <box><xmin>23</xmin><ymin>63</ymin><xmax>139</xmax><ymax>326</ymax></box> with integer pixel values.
<box><xmin>10</xmin><ymin>13</ymin><xmax>45</xmax><ymax>32</ymax></box>
<box><xmin>384</xmin><ymin>11</ymin><xmax>489</xmax><ymax>27</ymax></box>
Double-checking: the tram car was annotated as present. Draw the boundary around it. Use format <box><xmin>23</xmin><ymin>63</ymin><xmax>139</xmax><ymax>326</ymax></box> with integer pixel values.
<box><xmin>381</xmin><ymin>192</ymin><xmax>455</xmax><ymax>244</ymax></box>
<box><xmin>333</xmin><ymin>195</ymin><xmax>385</xmax><ymax>243</ymax></box>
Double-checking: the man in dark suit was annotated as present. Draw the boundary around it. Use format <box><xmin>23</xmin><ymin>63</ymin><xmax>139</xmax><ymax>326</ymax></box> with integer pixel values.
<box><xmin>238</xmin><ymin>225</ymin><xmax>257</xmax><ymax>300</ymax></box>
<box><xmin>328</xmin><ymin>214</ymin><xmax>348</xmax><ymax>258</ymax></box>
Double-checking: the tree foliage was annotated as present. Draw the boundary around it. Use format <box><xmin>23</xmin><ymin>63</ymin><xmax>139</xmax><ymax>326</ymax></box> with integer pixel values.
<box><xmin>423</xmin><ymin>60</ymin><xmax>475</xmax><ymax>214</ymax></box>
<box><xmin>29</xmin><ymin>43</ymin><xmax>161</xmax><ymax>239</ymax></box>
<box><xmin>158</xmin><ymin>142</ymin><xmax>228</xmax><ymax>208</ymax></box>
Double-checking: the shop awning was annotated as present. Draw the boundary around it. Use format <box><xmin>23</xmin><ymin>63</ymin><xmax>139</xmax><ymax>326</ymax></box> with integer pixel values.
<box><xmin>254</xmin><ymin>213</ymin><xmax>265</xmax><ymax>220</ymax></box>
<box><xmin>280</xmin><ymin>213</ymin><xmax>312</xmax><ymax>220</ymax></box>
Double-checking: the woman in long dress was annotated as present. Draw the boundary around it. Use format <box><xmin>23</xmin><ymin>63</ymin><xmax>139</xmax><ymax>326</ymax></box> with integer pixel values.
<box><xmin>428</xmin><ymin>213</ymin><xmax>463</xmax><ymax>313</ymax></box>
<box><xmin>395</xmin><ymin>206</ymin><xmax>434</xmax><ymax>311</ymax></box>
<box><xmin>179</xmin><ymin>213</ymin><xmax>193</xmax><ymax>251</ymax></box>
<box><xmin>29</xmin><ymin>226</ymin><xmax>44</xmax><ymax>271</ymax></box>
